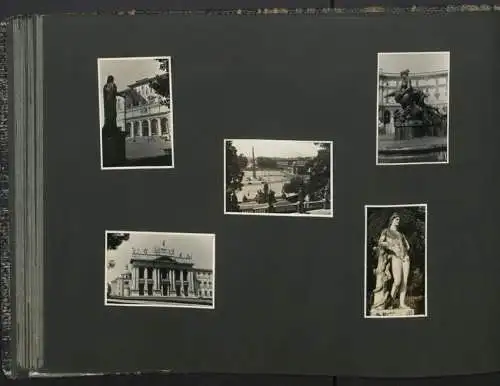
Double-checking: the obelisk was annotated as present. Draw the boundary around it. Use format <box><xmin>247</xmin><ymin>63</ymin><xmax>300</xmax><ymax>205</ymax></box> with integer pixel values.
<box><xmin>252</xmin><ymin>146</ymin><xmax>257</xmax><ymax>178</ymax></box>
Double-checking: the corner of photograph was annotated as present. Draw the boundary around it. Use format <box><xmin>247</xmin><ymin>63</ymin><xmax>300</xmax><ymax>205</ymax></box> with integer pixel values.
<box><xmin>97</xmin><ymin>56</ymin><xmax>174</xmax><ymax>170</ymax></box>
<box><xmin>376</xmin><ymin>51</ymin><xmax>450</xmax><ymax>166</ymax></box>
<box><xmin>105</xmin><ymin>231</ymin><xmax>215</xmax><ymax>309</ymax></box>
<box><xmin>224</xmin><ymin>139</ymin><xmax>334</xmax><ymax>219</ymax></box>
<box><xmin>364</xmin><ymin>204</ymin><xmax>428</xmax><ymax>319</ymax></box>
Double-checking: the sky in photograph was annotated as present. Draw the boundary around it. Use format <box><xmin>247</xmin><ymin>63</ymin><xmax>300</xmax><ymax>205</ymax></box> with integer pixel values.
<box><xmin>97</xmin><ymin>57</ymin><xmax>168</xmax><ymax>126</ymax></box>
<box><xmin>229</xmin><ymin>139</ymin><xmax>324</xmax><ymax>159</ymax></box>
<box><xmin>106</xmin><ymin>232</ymin><xmax>214</xmax><ymax>282</ymax></box>
<box><xmin>378</xmin><ymin>52</ymin><xmax>449</xmax><ymax>74</ymax></box>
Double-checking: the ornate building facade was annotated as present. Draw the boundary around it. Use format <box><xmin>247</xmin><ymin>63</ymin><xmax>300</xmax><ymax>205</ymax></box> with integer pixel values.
<box><xmin>378</xmin><ymin>70</ymin><xmax>449</xmax><ymax>135</ymax></box>
<box><xmin>115</xmin><ymin>73</ymin><xmax>172</xmax><ymax>140</ymax></box>
<box><xmin>108</xmin><ymin>242</ymin><xmax>214</xmax><ymax>302</ymax></box>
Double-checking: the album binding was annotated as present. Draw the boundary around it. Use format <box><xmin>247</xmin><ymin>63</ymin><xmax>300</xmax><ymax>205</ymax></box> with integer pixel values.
<box><xmin>0</xmin><ymin>16</ymin><xmax>44</xmax><ymax>378</ymax></box>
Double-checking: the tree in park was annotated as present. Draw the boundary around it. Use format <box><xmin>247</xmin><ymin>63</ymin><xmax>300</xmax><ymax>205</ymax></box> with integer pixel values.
<box><xmin>107</xmin><ymin>232</ymin><xmax>130</xmax><ymax>250</ymax></box>
<box><xmin>267</xmin><ymin>190</ymin><xmax>277</xmax><ymax>212</ymax></box>
<box><xmin>304</xmin><ymin>142</ymin><xmax>331</xmax><ymax>201</ymax></box>
<box><xmin>256</xmin><ymin>157</ymin><xmax>278</xmax><ymax>169</ymax></box>
<box><xmin>226</xmin><ymin>141</ymin><xmax>244</xmax><ymax>211</ymax></box>
<box><xmin>149</xmin><ymin>58</ymin><xmax>171</xmax><ymax>105</ymax></box>
<box><xmin>238</xmin><ymin>154</ymin><xmax>249</xmax><ymax>169</ymax></box>
<box><xmin>263</xmin><ymin>183</ymin><xmax>269</xmax><ymax>199</ymax></box>
<box><xmin>282</xmin><ymin>176</ymin><xmax>305</xmax><ymax>194</ymax></box>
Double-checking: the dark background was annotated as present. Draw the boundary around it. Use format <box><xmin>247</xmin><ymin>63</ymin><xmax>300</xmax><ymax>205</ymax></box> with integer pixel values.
<box><xmin>3</xmin><ymin>1</ymin><xmax>500</xmax><ymax>386</ymax></box>
<box><xmin>41</xmin><ymin>10</ymin><xmax>500</xmax><ymax>378</ymax></box>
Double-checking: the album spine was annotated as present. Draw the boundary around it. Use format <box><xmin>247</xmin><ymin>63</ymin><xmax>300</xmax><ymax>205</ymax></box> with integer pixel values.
<box><xmin>0</xmin><ymin>18</ymin><xmax>12</xmax><ymax>378</ymax></box>
<box><xmin>0</xmin><ymin>15</ymin><xmax>45</xmax><ymax>379</ymax></box>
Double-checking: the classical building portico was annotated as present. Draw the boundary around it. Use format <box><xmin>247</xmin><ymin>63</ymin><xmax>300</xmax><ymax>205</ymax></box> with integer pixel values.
<box><xmin>129</xmin><ymin>255</ymin><xmax>198</xmax><ymax>298</ymax></box>
<box><xmin>108</xmin><ymin>243</ymin><xmax>214</xmax><ymax>302</ymax></box>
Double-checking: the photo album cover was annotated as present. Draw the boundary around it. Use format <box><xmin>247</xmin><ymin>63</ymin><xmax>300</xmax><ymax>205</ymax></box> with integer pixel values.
<box><xmin>2</xmin><ymin>6</ymin><xmax>500</xmax><ymax>379</ymax></box>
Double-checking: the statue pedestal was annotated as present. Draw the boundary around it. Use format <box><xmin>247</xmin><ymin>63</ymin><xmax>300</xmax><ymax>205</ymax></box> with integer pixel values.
<box><xmin>370</xmin><ymin>308</ymin><xmax>415</xmax><ymax>317</ymax></box>
<box><xmin>395</xmin><ymin>121</ymin><xmax>426</xmax><ymax>140</ymax></box>
<box><xmin>102</xmin><ymin>128</ymin><xmax>126</xmax><ymax>167</ymax></box>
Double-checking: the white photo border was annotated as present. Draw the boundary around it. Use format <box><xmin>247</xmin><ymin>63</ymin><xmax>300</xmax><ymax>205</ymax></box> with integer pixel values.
<box><xmin>98</xmin><ymin>56</ymin><xmax>175</xmax><ymax>171</ymax></box>
<box><xmin>104</xmin><ymin>230</ymin><xmax>216</xmax><ymax>310</ymax></box>
<box><xmin>363</xmin><ymin>203</ymin><xmax>428</xmax><ymax>319</ymax></box>
<box><xmin>375</xmin><ymin>51</ymin><xmax>450</xmax><ymax>166</ymax></box>
<box><xmin>223</xmin><ymin>139</ymin><xmax>334</xmax><ymax>219</ymax></box>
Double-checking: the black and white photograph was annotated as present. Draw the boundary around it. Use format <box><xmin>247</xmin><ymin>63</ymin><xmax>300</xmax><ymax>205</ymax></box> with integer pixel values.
<box><xmin>377</xmin><ymin>52</ymin><xmax>450</xmax><ymax>165</ymax></box>
<box><xmin>224</xmin><ymin>139</ymin><xmax>333</xmax><ymax>218</ymax></box>
<box><xmin>364</xmin><ymin>204</ymin><xmax>427</xmax><ymax>319</ymax></box>
<box><xmin>105</xmin><ymin>231</ymin><xmax>215</xmax><ymax>309</ymax></box>
<box><xmin>98</xmin><ymin>57</ymin><xmax>174</xmax><ymax>170</ymax></box>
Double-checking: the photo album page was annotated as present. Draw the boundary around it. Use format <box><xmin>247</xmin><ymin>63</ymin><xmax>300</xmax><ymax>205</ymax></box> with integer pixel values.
<box><xmin>35</xmin><ymin>11</ymin><xmax>500</xmax><ymax>378</ymax></box>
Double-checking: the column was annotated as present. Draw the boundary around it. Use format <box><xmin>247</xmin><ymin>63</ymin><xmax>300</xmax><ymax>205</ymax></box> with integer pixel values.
<box><xmin>130</xmin><ymin>123</ymin><xmax>134</xmax><ymax>139</ymax></box>
<box><xmin>193</xmin><ymin>272</ymin><xmax>200</xmax><ymax>296</ymax></box>
<box><xmin>180</xmin><ymin>270</ymin><xmax>184</xmax><ymax>296</ymax></box>
<box><xmin>157</xmin><ymin>269</ymin><xmax>161</xmax><ymax>295</ymax></box>
<box><xmin>170</xmin><ymin>269</ymin><xmax>175</xmax><ymax>295</ymax></box>
<box><xmin>131</xmin><ymin>267</ymin><xmax>136</xmax><ymax>292</ymax></box>
<box><xmin>189</xmin><ymin>271</ymin><xmax>195</xmax><ymax>296</ymax></box>
<box><xmin>148</xmin><ymin>120</ymin><xmax>152</xmax><ymax>137</ymax></box>
<box><xmin>167</xmin><ymin>112</ymin><xmax>172</xmax><ymax>139</ymax></box>
<box><xmin>186</xmin><ymin>271</ymin><xmax>191</xmax><ymax>296</ymax></box>
<box><xmin>152</xmin><ymin>268</ymin><xmax>157</xmax><ymax>295</ymax></box>
<box><xmin>130</xmin><ymin>267</ymin><xmax>134</xmax><ymax>291</ymax></box>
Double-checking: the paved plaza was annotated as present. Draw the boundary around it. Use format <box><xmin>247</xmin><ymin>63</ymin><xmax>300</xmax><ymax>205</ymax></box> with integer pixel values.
<box><xmin>125</xmin><ymin>136</ymin><xmax>172</xmax><ymax>160</ymax></box>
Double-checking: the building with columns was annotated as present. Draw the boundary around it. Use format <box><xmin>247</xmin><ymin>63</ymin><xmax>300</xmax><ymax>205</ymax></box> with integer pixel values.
<box><xmin>378</xmin><ymin>70</ymin><xmax>449</xmax><ymax>135</ymax></box>
<box><xmin>108</xmin><ymin>243</ymin><xmax>214</xmax><ymax>302</ymax></box>
<box><xmin>276</xmin><ymin>159</ymin><xmax>310</xmax><ymax>175</ymax></box>
<box><xmin>115</xmin><ymin>73</ymin><xmax>172</xmax><ymax>140</ymax></box>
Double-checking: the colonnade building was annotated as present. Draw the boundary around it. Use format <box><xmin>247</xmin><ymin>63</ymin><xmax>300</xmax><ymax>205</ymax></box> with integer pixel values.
<box><xmin>116</xmin><ymin>73</ymin><xmax>172</xmax><ymax>140</ymax></box>
<box><xmin>108</xmin><ymin>244</ymin><xmax>214</xmax><ymax>301</ymax></box>
<box><xmin>276</xmin><ymin>158</ymin><xmax>309</xmax><ymax>175</ymax></box>
<box><xmin>378</xmin><ymin>70</ymin><xmax>449</xmax><ymax>135</ymax></box>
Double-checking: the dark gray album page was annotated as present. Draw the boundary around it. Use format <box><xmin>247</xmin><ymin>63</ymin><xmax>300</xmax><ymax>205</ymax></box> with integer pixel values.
<box><xmin>42</xmin><ymin>12</ymin><xmax>500</xmax><ymax>377</ymax></box>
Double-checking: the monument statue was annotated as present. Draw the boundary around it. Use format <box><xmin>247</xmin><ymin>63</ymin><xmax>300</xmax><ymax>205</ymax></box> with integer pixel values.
<box><xmin>102</xmin><ymin>75</ymin><xmax>125</xmax><ymax>134</ymax></box>
<box><xmin>385</xmin><ymin>69</ymin><xmax>444</xmax><ymax>136</ymax></box>
<box><xmin>102</xmin><ymin>75</ymin><xmax>126</xmax><ymax>166</ymax></box>
<box><xmin>370</xmin><ymin>212</ymin><xmax>413</xmax><ymax>314</ymax></box>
